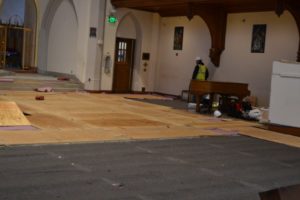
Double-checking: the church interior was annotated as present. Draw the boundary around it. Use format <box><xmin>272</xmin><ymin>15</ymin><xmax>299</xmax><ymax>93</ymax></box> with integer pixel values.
<box><xmin>0</xmin><ymin>0</ymin><xmax>300</xmax><ymax>199</ymax></box>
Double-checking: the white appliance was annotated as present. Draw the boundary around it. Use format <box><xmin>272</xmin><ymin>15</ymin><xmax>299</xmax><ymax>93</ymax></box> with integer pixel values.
<box><xmin>269</xmin><ymin>61</ymin><xmax>300</xmax><ymax>128</ymax></box>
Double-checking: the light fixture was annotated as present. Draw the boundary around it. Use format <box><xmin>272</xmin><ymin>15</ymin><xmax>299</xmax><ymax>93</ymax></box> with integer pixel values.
<box><xmin>108</xmin><ymin>15</ymin><xmax>117</xmax><ymax>24</ymax></box>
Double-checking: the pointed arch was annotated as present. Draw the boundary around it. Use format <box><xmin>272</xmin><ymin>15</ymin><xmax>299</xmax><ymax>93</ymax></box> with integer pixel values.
<box><xmin>41</xmin><ymin>0</ymin><xmax>78</xmax><ymax>31</ymax></box>
<box><xmin>38</xmin><ymin>0</ymin><xmax>78</xmax><ymax>72</ymax></box>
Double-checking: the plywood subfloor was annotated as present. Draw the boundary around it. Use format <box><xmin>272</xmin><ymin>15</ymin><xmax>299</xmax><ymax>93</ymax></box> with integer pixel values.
<box><xmin>0</xmin><ymin>91</ymin><xmax>299</xmax><ymax>148</ymax></box>
<box><xmin>0</xmin><ymin>101</ymin><xmax>31</xmax><ymax>126</ymax></box>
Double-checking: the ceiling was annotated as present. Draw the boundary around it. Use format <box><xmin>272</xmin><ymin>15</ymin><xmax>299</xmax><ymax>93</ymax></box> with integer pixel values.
<box><xmin>110</xmin><ymin>0</ymin><xmax>288</xmax><ymax>17</ymax></box>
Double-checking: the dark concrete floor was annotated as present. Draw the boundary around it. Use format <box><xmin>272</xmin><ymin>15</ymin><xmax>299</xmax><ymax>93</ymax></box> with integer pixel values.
<box><xmin>128</xmin><ymin>98</ymin><xmax>189</xmax><ymax>110</ymax></box>
<box><xmin>0</xmin><ymin>136</ymin><xmax>300</xmax><ymax>200</ymax></box>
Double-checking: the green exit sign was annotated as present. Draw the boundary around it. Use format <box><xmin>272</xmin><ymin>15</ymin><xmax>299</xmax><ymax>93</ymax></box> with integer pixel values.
<box><xmin>108</xmin><ymin>15</ymin><xmax>117</xmax><ymax>24</ymax></box>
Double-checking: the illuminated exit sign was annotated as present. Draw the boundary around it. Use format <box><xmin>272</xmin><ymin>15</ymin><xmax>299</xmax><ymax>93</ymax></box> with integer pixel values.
<box><xmin>108</xmin><ymin>15</ymin><xmax>117</xmax><ymax>24</ymax></box>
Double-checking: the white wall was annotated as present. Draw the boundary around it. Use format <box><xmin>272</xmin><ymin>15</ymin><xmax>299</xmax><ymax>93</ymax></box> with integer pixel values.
<box><xmin>213</xmin><ymin>11</ymin><xmax>298</xmax><ymax>106</ymax></box>
<box><xmin>154</xmin><ymin>12</ymin><xmax>298</xmax><ymax>106</ymax></box>
<box><xmin>155</xmin><ymin>16</ymin><xmax>211</xmax><ymax>95</ymax></box>
<box><xmin>84</xmin><ymin>0</ymin><xmax>106</xmax><ymax>90</ymax></box>
<box><xmin>35</xmin><ymin>1</ymin><xmax>300</xmax><ymax>100</ymax></box>
<box><xmin>117</xmin><ymin>15</ymin><xmax>136</xmax><ymax>39</ymax></box>
<box><xmin>47</xmin><ymin>0</ymin><xmax>78</xmax><ymax>75</ymax></box>
<box><xmin>101</xmin><ymin>7</ymin><xmax>159</xmax><ymax>92</ymax></box>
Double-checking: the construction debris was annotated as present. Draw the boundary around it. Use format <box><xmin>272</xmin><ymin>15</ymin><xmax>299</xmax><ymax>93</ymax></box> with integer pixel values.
<box><xmin>57</xmin><ymin>77</ymin><xmax>70</xmax><ymax>81</ymax></box>
<box><xmin>0</xmin><ymin>78</ymin><xmax>14</xmax><ymax>82</ymax></box>
<box><xmin>35</xmin><ymin>96</ymin><xmax>45</xmax><ymax>101</ymax></box>
<box><xmin>35</xmin><ymin>87</ymin><xmax>53</xmax><ymax>92</ymax></box>
<box><xmin>0</xmin><ymin>101</ymin><xmax>31</xmax><ymax>126</ymax></box>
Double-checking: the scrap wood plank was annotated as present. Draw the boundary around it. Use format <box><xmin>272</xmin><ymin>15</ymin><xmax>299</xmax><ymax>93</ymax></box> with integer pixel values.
<box><xmin>0</xmin><ymin>101</ymin><xmax>31</xmax><ymax>126</ymax></box>
<box><xmin>0</xmin><ymin>78</ymin><xmax>14</xmax><ymax>82</ymax></box>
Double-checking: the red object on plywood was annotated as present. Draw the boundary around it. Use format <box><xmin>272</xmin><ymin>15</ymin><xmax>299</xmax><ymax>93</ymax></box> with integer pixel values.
<box><xmin>35</xmin><ymin>96</ymin><xmax>45</xmax><ymax>101</ymax></box>
<box><xmin>57</xmin><ymin>77</ymin><xmax>70</xmax><ymax>81</ymax></box>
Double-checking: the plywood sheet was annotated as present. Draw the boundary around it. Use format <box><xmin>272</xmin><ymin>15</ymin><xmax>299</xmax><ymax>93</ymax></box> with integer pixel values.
<box><xmin>0</xmin><ymin>101</ymin><xmax>31</xmax><ymax>126</ymax></box>
<box><xmin>27</xmin><ymin>113</ymin><xmax>83</xmax><ymax>129</ymax></box>
<box><xmin>0</xmin><ymin>91</ymin><xmax>299</xmax><ymax>148</ymax></box>
<box><xmin>83</xmin><ymin>118</ymin><xmax>168</xmax><ymax>128</ymax></box>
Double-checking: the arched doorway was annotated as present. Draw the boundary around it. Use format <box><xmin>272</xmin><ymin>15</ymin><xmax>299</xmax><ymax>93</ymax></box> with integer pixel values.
<box><xmin>0</xmin><ymin>0</ymin><xmax>37</xmax><ymax>71</ymax></box>
<box><xmin>113</xmin><ymin>13</ymin><xmax>141</xmax><ymax>93</ymax></box>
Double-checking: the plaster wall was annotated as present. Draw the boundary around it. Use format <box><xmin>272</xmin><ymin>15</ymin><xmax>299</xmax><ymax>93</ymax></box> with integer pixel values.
<box><xmin>117</xmin><ymin>16</ymin><xmax>136</xmax><ymax>39</ymax></box>
<box><xmin>213</xmin><ymin>11</ymin><xmax>298</xmax><ymax>106</ymax></box>
<box><xmin>37</xmin><ymin>0</ymin><xmax>92</xmax><ymax>83</ymax></box>
<box><xmin>155</xmin><ymin>12</ymin><xmax>298</xmax><ymax>106</ymax></box>
<box><xmin>47</xmin><ymin>0</ymin><xmax>78</xmax><ymax>75</ymax></box>
<box><xmin>155</xmin><ymin>16</ymin><xmax>211</xmax><ymax>95</ymax></box>
<box><xmin>101</xmin><ymin>6</ymin><xmax>159</xmax><ymax>91</ymax></box>
<box><xmin>3</xmin><ymin>0</ymin><xmax>297</xmax><ymax>103</ymax></box>
<box><xmin>84</xmin><ymin>0</ymin><xmax>106</xmax><ymax>90</ymax></box>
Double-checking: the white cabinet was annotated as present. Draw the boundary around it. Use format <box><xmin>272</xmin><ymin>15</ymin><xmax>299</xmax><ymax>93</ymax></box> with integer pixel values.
<box><xmin>269</xmin><ymin>61</ymin><xmax>300</xmax><ymax>128</ymax></box>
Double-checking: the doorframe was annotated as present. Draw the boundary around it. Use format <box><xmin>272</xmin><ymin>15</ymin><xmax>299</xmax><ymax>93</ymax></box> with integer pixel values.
<box><xmin>112</xmin><ymin>37</ymin><xmax>136</xmax><ymax>93</ymax></box>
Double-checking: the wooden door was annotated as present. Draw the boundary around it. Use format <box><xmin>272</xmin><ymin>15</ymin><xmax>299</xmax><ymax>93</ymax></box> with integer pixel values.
<box><xmin>113</xmin><ymin>38</ymin><xmax>135</xmax><ymax>93</ymax></box>
<box><xmin>0</xmin><ymin>26</ymin><xmax>7</xmax><ymax>69</ymax></box>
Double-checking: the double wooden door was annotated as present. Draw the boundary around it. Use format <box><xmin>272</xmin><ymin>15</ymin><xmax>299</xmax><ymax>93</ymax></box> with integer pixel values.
<box><xmin>113</xmin><ymin>37</ymin><xmax>135</xmax><ymax>93</ymax></box>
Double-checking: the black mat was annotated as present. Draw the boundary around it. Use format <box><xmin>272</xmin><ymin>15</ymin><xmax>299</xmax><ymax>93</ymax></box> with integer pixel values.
<box><xmin>0</xmin><ymin>136</ymin><xmax>300</xmax><ymax>200</ymax></box>
<box><xmin>127</xmin><ymin>98</ymin><xmax>188</xmax><ymax>110</ymax></box>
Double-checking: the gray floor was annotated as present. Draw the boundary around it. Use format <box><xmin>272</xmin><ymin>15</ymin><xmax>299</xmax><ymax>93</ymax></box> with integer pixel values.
<box><xmin>0</xmin><ymin>71</ymin><xmax>84</xmax><ymax>92</ymax></box>
<box><xmin>0</xmin><ymin>136</ymin><xmax>300</xmax><ymax>200</ymax></box>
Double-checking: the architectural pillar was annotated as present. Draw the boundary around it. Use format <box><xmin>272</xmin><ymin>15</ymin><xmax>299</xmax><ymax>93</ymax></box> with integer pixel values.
<box><xmin>193</xmin><ymin>6</ymin><xmax>227</xmax><ymax>66</ymax></box>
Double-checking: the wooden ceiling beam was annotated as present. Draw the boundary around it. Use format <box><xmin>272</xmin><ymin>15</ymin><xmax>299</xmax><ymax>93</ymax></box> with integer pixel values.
<box><xmin>285</xmin><ymin>0</ymin><xmax>300</xmax><ymax>61</ymax></box>
<box><xmin>111</xmin><ymin>0</ymin><xmax>276</xmax><ymax>13</ymax></box>
<box><xmin>193</xmin><ymin>6</ymin><xmax>227</xmax><ymax>66</ymax></box>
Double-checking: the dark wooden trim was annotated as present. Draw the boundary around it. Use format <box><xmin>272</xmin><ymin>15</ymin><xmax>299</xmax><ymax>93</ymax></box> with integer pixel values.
<box><xmin>285</xmin><ymin>1</ymin><xmax>300</xmax><ymax>62</ymax></box>
<box><xmin>194</xmin><ymin>6</ymin><xmax>227</xmax><ymax>66</ymax></box>
<box><xmin>85</xmin><ymin>90</ymin><xmax>112</xmax><ymax>94</ymax></box>
<box><xmin>152</xmin><ymin>92</ymin><xmax>181</xmax><ymax>99</ymax></box>
<box><xmin>268</xmin><ymin>123</ymin><xmax>300</xmax><ymax>137</ymax></box>
<box><xmin>84</xmin><ymin>90</ymin><xmax>181</xmax><ymax>99</ymax></box>
<box><xmin>259</xmin><ymin>184</ymin><xmax>300</xmax><ymax>200</ymax></box>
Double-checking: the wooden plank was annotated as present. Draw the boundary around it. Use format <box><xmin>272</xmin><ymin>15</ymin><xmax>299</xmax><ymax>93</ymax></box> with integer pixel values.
<box><xmin>0</xmin><ymin>101</ymin><xmax>31</xmax><ymax>126</ymax></box>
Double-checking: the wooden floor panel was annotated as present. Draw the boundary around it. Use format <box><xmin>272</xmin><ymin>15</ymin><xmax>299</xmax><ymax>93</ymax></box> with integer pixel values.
<box><xmin>0</xmin><ymin>101</ymin><xmax>31</xmax><ymax>126</ymax></box>
<box><xmin>0</xmin><ymin>91</ymin><xmax>299</xmax><ymax>148</ymax></box>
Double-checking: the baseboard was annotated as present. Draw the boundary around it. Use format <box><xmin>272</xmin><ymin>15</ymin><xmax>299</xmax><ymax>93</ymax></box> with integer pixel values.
<box><xmin>85</xmin><ymin>90</ymin><xmax>112</xmax><ymax>94</ymax></box>
<box><xmin>267</xmin><ymin>123</ymin><xmax>300</xmax><ymax>137</ymax></box>
<box><xmin>4</xmin><ymin>67</ymin><xmax>37</xmax><ymax>73</ymax></box>
<box><xmin>84</xmin><ymin>90</ymin><xmax>180</xmax><ymax>99</ymax></box>
<box><xmin>259</xmin><ymin>184</ymin><xmax>300</xmax><ymax>200</ymax></box>
<box><xmin>37</xmin><ymin>69</ymin><xmax>82</xmax><ymax>83</ymax></box>
<box><xmin>152</xmin><ymin>92</ymin><xmax>181</xmax><ymax>99</ymax></box>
